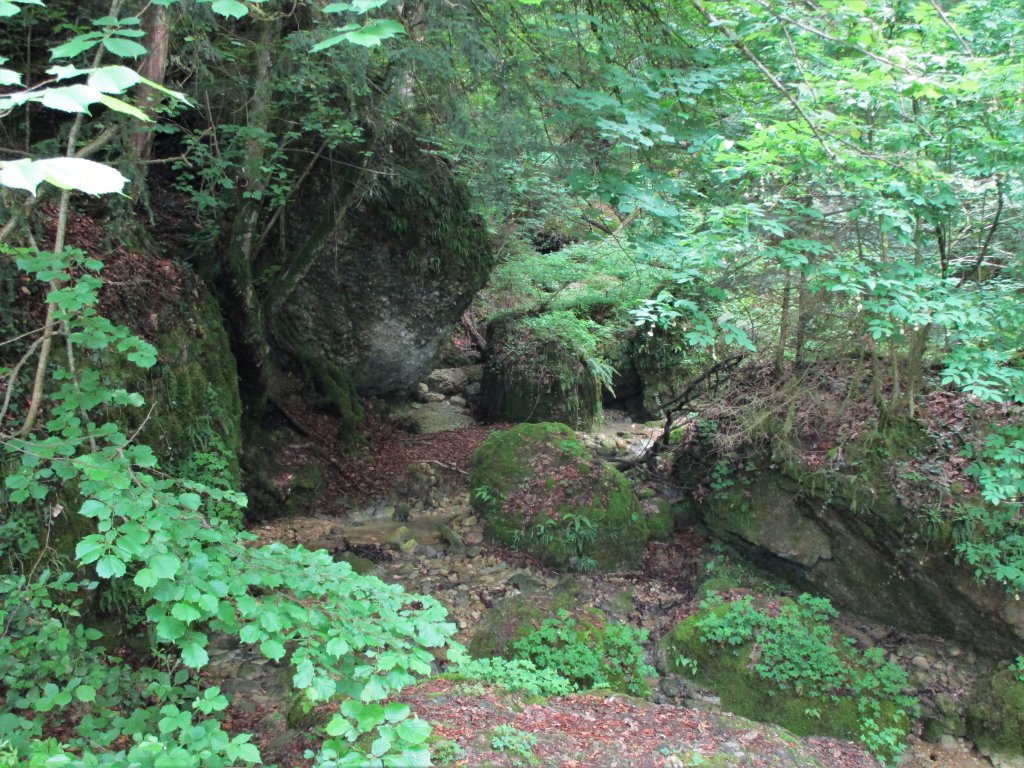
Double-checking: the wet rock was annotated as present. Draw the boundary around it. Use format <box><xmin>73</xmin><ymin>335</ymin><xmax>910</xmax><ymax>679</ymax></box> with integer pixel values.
<box><xmin>437</xmin><ymin>522</ymin><xmax>466</xmax><ymax>553</ymax></box>
<box><xmin>427</xmin><ymin>367</ymin><xmax>473</xmax><ymax>395</ymax></box>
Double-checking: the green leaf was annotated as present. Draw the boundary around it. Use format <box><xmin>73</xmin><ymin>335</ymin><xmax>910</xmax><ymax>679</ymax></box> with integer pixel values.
<box><xmin>75</xmin><ymin>684</ymin><xmax>97</xmax><ymax>703</ymax></box>
<box><xmin>96</xmin><ymin>555</ymin><xmax>127</xmax><ymax>579</ymax></box>
<box><xmin>156</xmin><ymin>615</ymin><xmax>186</xmax><ymax>641</ymax></box>
<box><xmin>293</xmin><ymin>659</ymin><xmax>315</xmax><ymax>689</ymax></box>
<box><xmin>134</xmin><ymin>567</ymin><xmax>158</xmax><ymax>589</ymax></box>
<box><xmin>384</xmin><ymin>702</ymin><xmax>410</xmax><ymax>722</ymax></box>
<box><xmin>150</xmin><ymin>554</ymin><xmax>182</xmax><ymax>579</ymax></box>
<box><xmin>88</xmin><ymin>65</ymin><xmax>142</xmax><ymax>94</ymax></box>
<box><xmin>102</xmin><ymin>37</ymin><xmax>148</xmax><ymax>58</ymax></box>
<box><xmin>50</xmin><ymin>33</ymin><xmax>102</xmax><ymax>60</ymax></box>
<box><xmin>97</xmin><ymin>93</ymin><xmax>150</xmax><ymax>121</ymax></box>
<box><xmin>343</xmin><ymin>19</ymin><xmax>405</xmax><ymax>47</ymax></box>
<box><xmin>0</xmin><ymin>157</ymin><xmax>129</xmax><ymax>196</ymax></box>
<box><xmin>171</xmin><ymin>602</ymin><xmax>203</xmax><ymax>623</ymax></box>
<box><xmin>356</xmin><ymin>702</ymin><xmax>385</xmax><ymax>732</ymax></box>
<box><xmin>326</xmin><ymin>714</ymin><xmax>354</xmax><ymax>738</ymax></box>
<box><xmin>181</xmin><ymin>641</ymin><xmax>209</xmax><ymax>669</ymax></box>
<box><xmin>395</xmin><ymin>718</ymin><xmax>431</xmax><ymax>745</ymax></box>
<box><xmin>210</xmin><ymin>0</ymin><xmax>248</xmax><ymax>18</ymax></box>
<box><xmin>260</xmin><ymin>638</ymin><xmax>286</xmax><ymax>661</ymax></box>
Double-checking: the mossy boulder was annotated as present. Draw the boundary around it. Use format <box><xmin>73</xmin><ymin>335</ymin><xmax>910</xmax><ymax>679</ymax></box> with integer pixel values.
<box><xmin>480</xmin><ymin>314</ymin><xmax>602</xmax><ymax>429</ymax></box>
<box><xmin>704</xmin><ymin>474</ymin><xmax>831</xmax><ymax>568</ymax></box>
<box><xmin>645</xmin><ymin>500</ymin><xmax>677</xmax><ymax>541</ymax></box>
<box><xmin>469</xmin><ymin>582</ymin><xmax>653</xmax><ymax>697</ymax></box>
<box><xmin>967</xmin><ymin>669</ymin><xmax>1024</xmax><ymax>759</ymax></box>
<box><xmin>660</xmin><ymin>596</ymin><xmax>914</xmax><ymax>764</ymax></box>
<box><xmin>676</xmin><ymin>431</ymin><xmax>1022</xmax><ymax>655</ymax></box>
<box><xmin>469</xmin><ymin>423</ymin><xmax>649</xmax><ymax>569</ymax></box>
<box><xmin>468</xmin><ymin>578</ymin><xmax>585</xmax><ymax>658</ymax></box>
<box><xmin>270</xmin><ymin>128</ymin><xmax>494</xmax><ymax>398</ymax></box>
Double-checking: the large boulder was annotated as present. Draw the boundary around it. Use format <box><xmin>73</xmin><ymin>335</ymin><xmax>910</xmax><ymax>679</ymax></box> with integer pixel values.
<box><xmin>270</xmin><ymin>131</ymin><xmax>494</xmax><ymax>397</ymax></box>
<box><xmin>469</xmin><ymin>423</ymin><xmax>649</xmax><ymax>569</ymax></box>
<box><xmin>677</xmin><ymin>430</ymin><xmax>1022</xmax><ymax>656</ymax></box>
<box><xmin>967</xmin><ymin>668</ymin><xmax>1024</xmax><ymax>763</ymax></box>
<box><xmin>479</xmin><ymin>313</ymin><xmax>604</xmax><ymax>429</ymax></box>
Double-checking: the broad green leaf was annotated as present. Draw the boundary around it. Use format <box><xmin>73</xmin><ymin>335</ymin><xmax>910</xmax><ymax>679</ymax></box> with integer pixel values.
<box><xmin>50</xmin><ymin>34</ymin><xmax>103</xmax><ymax>60</ymax></box>
<box><xmin>75</xmin><ymin>684</ymin><xmax>97</xmax><ymax>702</ymax></box>
<box><xmin>150</xmin><ymin>553</ymin><xmax>182</xmax><ymax>579</ymax></box>
<box><xmin>181</xmin><ymin>641</ymin><xmax>209</xmax><ymax>669</ymax></box>
<box><xmin>102</xmin><ymin>37</ymin><xmax>148</xmax><ymax>58</ymax></box>
<box><xmin>39</xmin><ymin>84</ymin><xmax>100</xmax><ymax>113</ymax></box>
<box><xmin>97</xmin><ymin>93</ymin><xmax>151</xmax><ymax>121</ymax></box>
<box><xmin>0</xmin><ymin>68</ymin><xmax>21</xmax><ymax>86</ymax></box>
<box><xmin>210</xmin><ymin>0</ymin><xmax>248</xmax><ymax>18</ymax></box>
<box><xmin>293</xmin><ymin>658</ymin><xmax>315</xmax><ymax>689</ymax></box>
<box><xmin>260</xmin><ymin>638</ymin><xmax>286</xmax><ymax>661</ymax></box>
<box><xmin>395</xmin><ymin>718</ymin><xmax>431</xmax><ymax>745</ymax></box>
<box><xmin>88</xmin><ymin>65</ymin><xmax>142</xmax><ymax>94</ymax></box>
<box><xmin>0</xmin><ymin>158</ymin><xmax>129</xmax><ymax>196</ymax></box>
<box><xmin>134</xmin><ymin>568</ymin><xmax>158</xmax><ymax>589</ymax></box>
<box><xmin>96</xmin><ymin>555</ymin><xmax>127</xmax><ymax>579</ymax></box>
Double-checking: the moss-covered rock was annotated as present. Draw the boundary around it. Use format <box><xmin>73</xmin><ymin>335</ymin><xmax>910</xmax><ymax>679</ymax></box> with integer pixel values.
<box><xmin>675</xmin><ymin>428</ymin><xmax>1022</xmax><ymax>655</ymax></box>
<box><xmin>468</xmin><ymin>578</ymin><xmax>582</xmax><ymax>658</ymax></box>
<box><xmin>480</xmin><ymin>314</ymin><xmax>603</xmax><ymax>429</ymax></box>
<box><xmin>660</xmin><ymin>596</ymin><xmax>914</xmax><ymax>764</ymax></box>
<box><xmin>271</xmin><ymin>127</ymin><xmax>494</xmax><ymax>398</ymax></box>
<box><xmin>646</xmin><ymin>500</ymin><xmax>677</xmax><ymax>541</ymax></box>
<box><xmin>967</xmin><ymin>669</ymin><xmax>1024</xmax><ymax>759</ymax></box>
<box><xmin>704</xmin><ymin>474</ymin><xmax>831</xmax><ymax>568</ymax></box>
<box><xmin>469</xmin><ymin>423</ymin><xmax>649</xmax><ymax>569</ymax></box>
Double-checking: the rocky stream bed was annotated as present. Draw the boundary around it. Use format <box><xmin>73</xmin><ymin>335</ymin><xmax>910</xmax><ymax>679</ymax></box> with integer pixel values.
<box><xmin>213</xmin><ymin>377</ymin><xmax>1007</xmax><ymax>768</ymax></box>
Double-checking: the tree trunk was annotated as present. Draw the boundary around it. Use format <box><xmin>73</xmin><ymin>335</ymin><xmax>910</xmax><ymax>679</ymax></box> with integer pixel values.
<box><xmin>774</xmin><ymin>267</ymin><xmax>791</xmax><ymax>378</ymax></box>
<box><xmin>218</xmin><ymin>17</ymin><xmax>280</xmax><ymax>417</ymax></box>
<box><xmin>131</xmin><ymin>6</ymin><xmax>170</xmax><ymax>164</ymax></box>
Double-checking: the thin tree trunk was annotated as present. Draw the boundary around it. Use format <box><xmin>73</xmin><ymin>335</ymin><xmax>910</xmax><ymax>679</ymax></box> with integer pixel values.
<box><xmin>219</xmin><ymin>17</ymin><xmax>280</xmax><ymax>416</ymax></box>
<box><xmin>131</xmin><ymin>6</ymin><xmax>169</xmax><ymax>164</ymax></box>
<box><xmin>774</xmin><ymin>267</ymin><xmax>791</xmax><ymax>378</ymax></box>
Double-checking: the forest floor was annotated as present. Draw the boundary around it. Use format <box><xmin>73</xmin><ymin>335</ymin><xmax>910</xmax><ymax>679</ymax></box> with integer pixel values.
<box><xmin>220</xmin><ymin>391</ymin><xmax>993</xmax><ymax>768</ymax></box>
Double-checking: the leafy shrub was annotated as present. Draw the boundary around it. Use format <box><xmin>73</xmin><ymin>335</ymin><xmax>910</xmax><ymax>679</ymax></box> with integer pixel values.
<box><xmin>490</xmin><ymin>724</ymin><xmax>539</xmax><ymax>767</ymax></box>
<box><xmin>0</xmin><ymin>247</ymin><xmax>457</xmax><ymax>766</ymax></box>
<box><xmin>455</xmin><ymin>657</ymin><xmax>574</xmax><ymax>697</ymax></box>
<box><xmin>507</xmin><ymin>609</ymin><xmax>655</xmax><ymax>697</ymax></box>
<box><xmin>679</xmin><ymin>593</ymin><xmax>916</xmax><ymax>765</ymax></box>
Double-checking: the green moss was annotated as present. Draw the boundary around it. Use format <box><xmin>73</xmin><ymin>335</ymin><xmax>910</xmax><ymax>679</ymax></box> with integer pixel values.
<box><xmin>646</xmin><ymin>501</ymin><xmax>676</xmax><ymax>541</ymax></box>
<box><xmin>284</xmin><ymin>463</ymin><xmax>325</xmax><ymax>517</ymax></box>
<box><xmin>966</xmin><ymin>669</ymin><xmax>1024</xmax><ymax>757</ymax></box>
<box><xmin>107</xmin><ymin>285</ymin><xmax>242</xmax><ymax>471</ymax></box>
<box><xmin>481</xmin><ymin>315</ymin><xmax>603</xmax><ymax>430</ymax></box>
<box><xmin>469</xmin><ymin>580</ymin><xmax>581</xmax><ymax>658</ymax></box>
<box><xmin>660</xmin><ymin>598</ymin><xmax>913</xmax><ymax>764</ymax></box>
<box><xmin>469</xmin><ymin>423</ymin><xmax>649</xmax><ymax>569</ymax></box>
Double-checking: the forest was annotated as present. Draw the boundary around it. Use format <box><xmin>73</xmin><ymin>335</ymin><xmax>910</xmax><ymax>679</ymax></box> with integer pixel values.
<box><xmin>0</xmin><ymin>0</ymin><xmax>1022</xmax><ymax>766</ymax></box>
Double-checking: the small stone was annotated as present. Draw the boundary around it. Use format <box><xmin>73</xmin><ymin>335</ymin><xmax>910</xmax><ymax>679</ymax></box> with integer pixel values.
<box><xmin>423</xmin><ymin>392</ymin><xmax>446</xmax><ymax>403</ymax></box>
<box><xmin>939</xmin><ymin>734</ymin><xmax>959</xmax><ymax>750</ymax></box>
<box><xmin>417</xmin><ymin>382</ymin><xmax>429</xmax><ymax>394</ymax></box>
<box><xmin>464</xmin><ymin>530</ymin><xmax>484</xmax><ymax>546</ymax></box>
<box><xmin>911</xmin><ymin>655</ymin><xmax>930</xmax><ymax>669</ymax></box>
<box><xmin>450</xmin><ymin>395</ymin><xmax>467</xmax><ymax>408</ymax></box>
